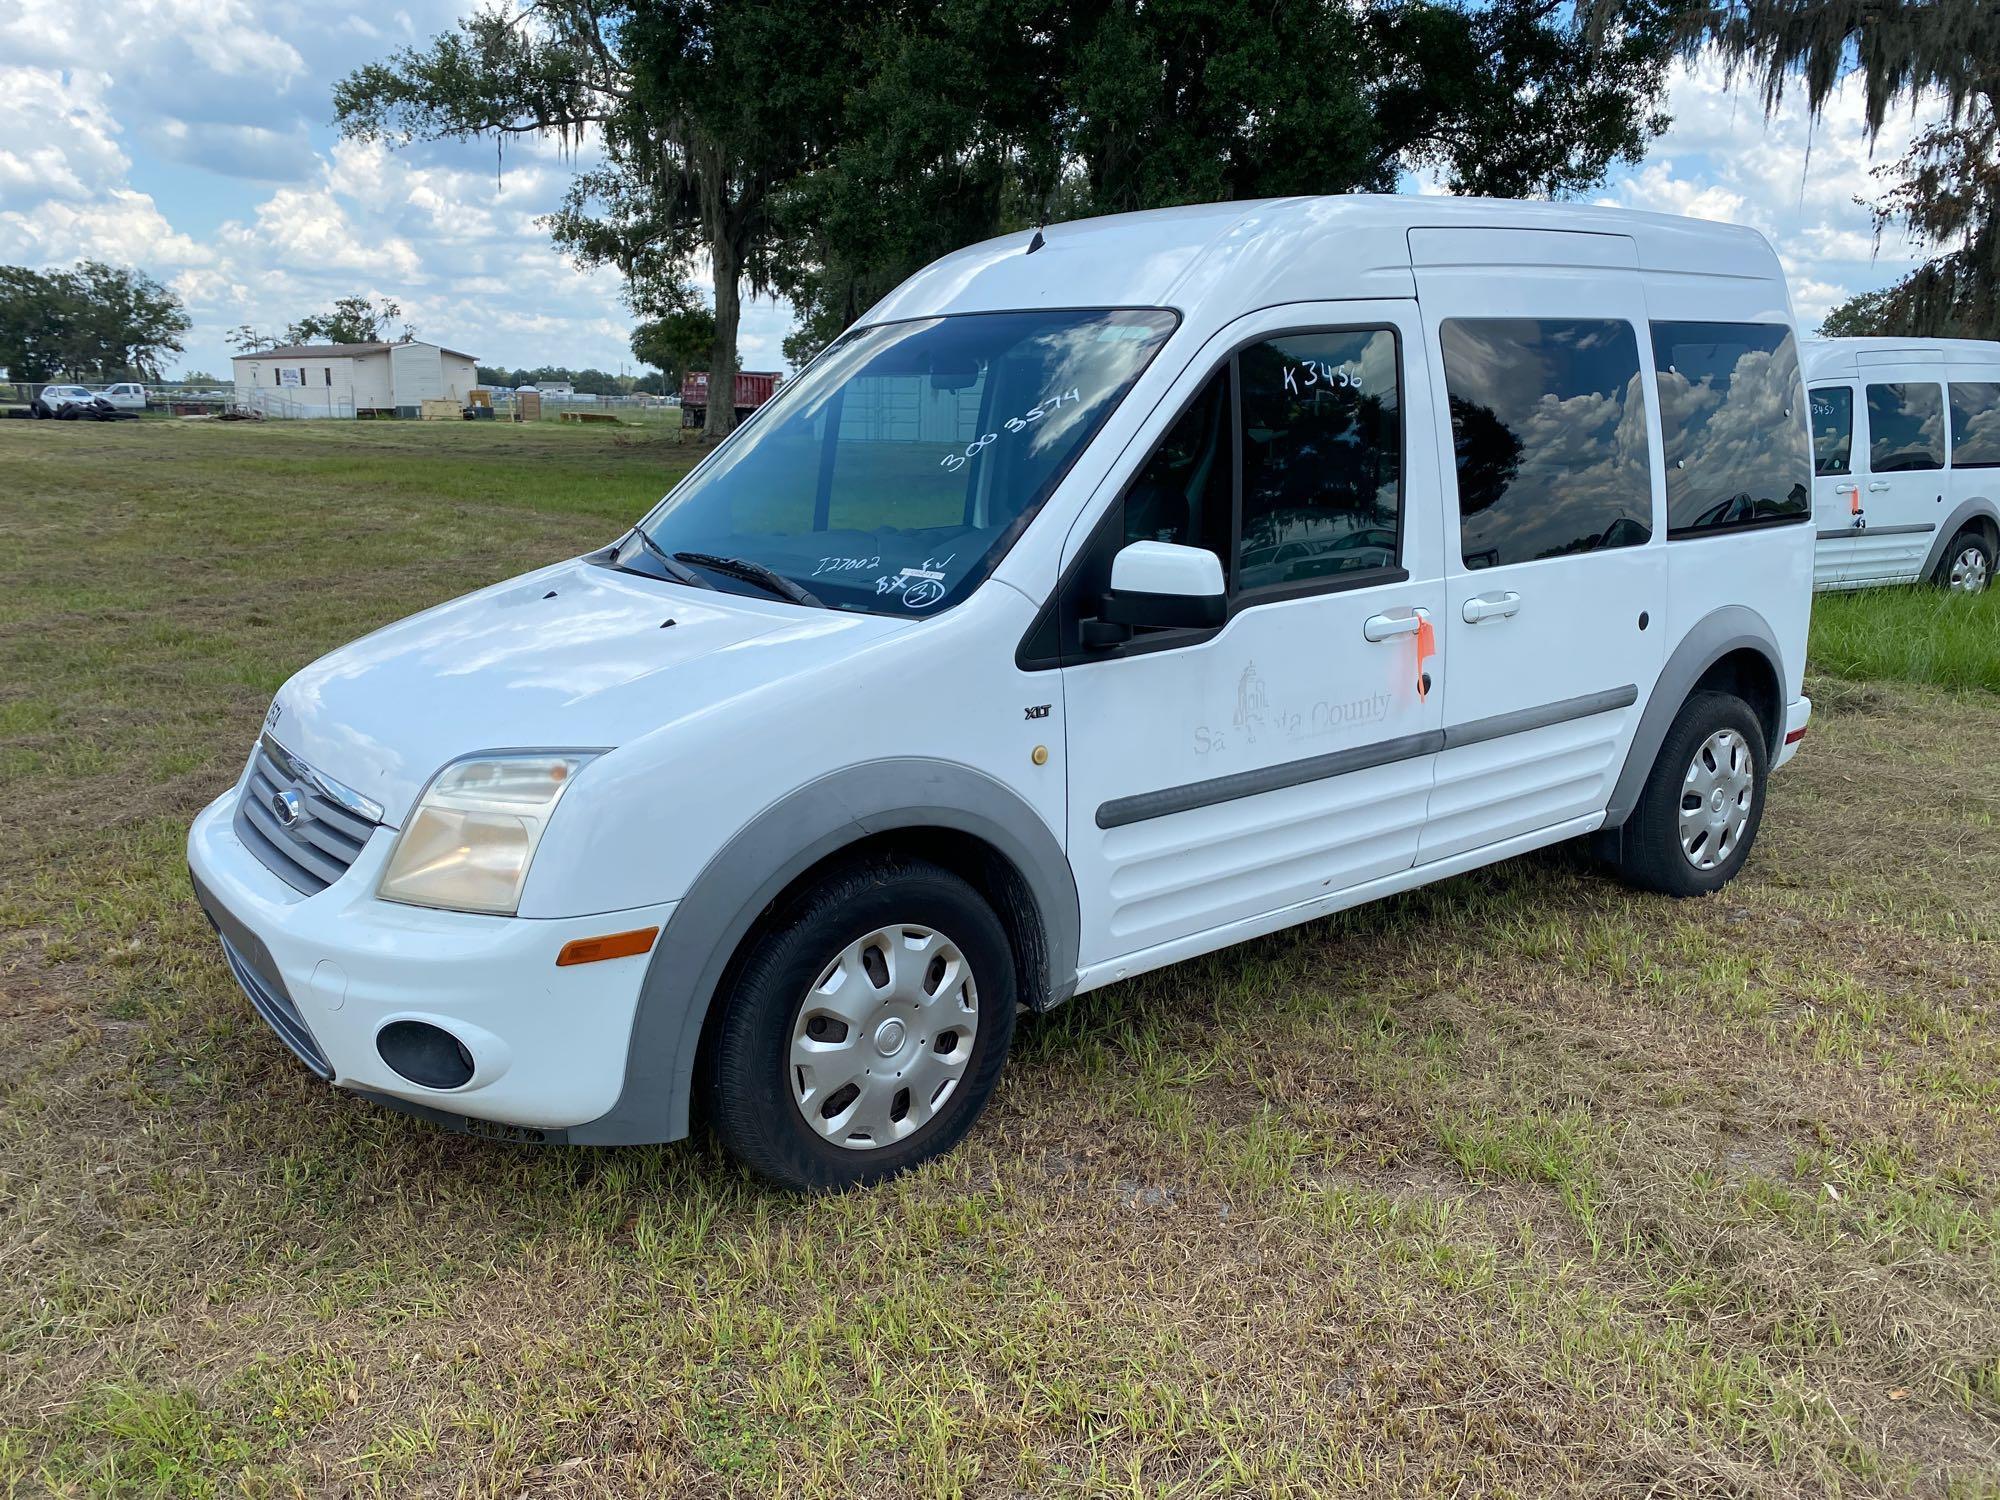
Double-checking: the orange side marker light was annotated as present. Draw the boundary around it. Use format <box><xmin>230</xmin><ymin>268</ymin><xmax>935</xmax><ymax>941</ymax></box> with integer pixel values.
<box><xmin>556</xmin><ymin>926</ymin><xmax>661</xmax><ymax>967</ymax></box>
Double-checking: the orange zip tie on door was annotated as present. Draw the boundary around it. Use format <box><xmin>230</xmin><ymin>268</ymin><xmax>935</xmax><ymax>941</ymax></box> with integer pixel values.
<box><xmin>1415</xmin><ymin>613</ymin><xmax>1436</xmax><ymax>701</ymax></box>
<box><xmin>1849</xmin><ymin>486</ymin><xmax>1862</xmax><ymax>516</ymax></box>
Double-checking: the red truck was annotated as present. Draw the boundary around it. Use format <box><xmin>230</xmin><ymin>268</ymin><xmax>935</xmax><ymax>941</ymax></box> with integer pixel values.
<box><xmin>681</xmin><ymin>370</ymin><xmax>778</xmax><ymax>428</ymax></box>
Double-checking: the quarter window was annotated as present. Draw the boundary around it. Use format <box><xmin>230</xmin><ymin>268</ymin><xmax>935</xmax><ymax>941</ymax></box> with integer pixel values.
<box><xmin>1949</xmin><ymin>382</ymin><xmax>2000</xmax><ymax>469</ymax></box>
<box><xmin>1440</xmin><ymin>318</ymin><xmax>1652</xmax><ymax>569</ymax></box>
<box><xmin>1235</xmin><ymin>330</ymin><xmax>1401</xmax><ymax>590</ymax></box>
<box><xmin>1866</xmin><ymin>382</ymin><xmax>1945</xmax><ymax>472</ymax></box>
<box><xmin>1651</xmin><ymin>321</ymin><xmax>1810</xmax><ymax>535</ymax></box>
<box><xmin>1810</xmin><ymin>387</ymin><xmax>1853</xmax><ymax>476</ymax></box>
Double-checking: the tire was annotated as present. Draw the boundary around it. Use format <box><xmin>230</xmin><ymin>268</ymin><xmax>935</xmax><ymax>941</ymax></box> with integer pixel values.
<box><xmin>1611</xmin><ymin>690</ymin><xmax>1768</xmax><ymax>898</ymax></box>
<box><xmin>704</xmin><ymin>858</ymin><xmax>1016</xmax><ymax>1191</ymax></box>
<box><xmin>1933</xmin><ymin>526</ymin><xmax>1994</xmax><ymax>595</ymax></box>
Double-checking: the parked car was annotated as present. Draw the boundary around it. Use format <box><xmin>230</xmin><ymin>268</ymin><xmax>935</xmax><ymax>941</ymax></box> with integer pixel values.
<box><xmin>189</xmin><ymin>196</ymin><xmax>1815</xmax><ymax>1190</ymax></box>
<box><xmin>1802</xmin><ymin>337</ymin><xmax>2000</xmax><ymax>593</ymax></box>
<box><xmin>681</xmin><ymin>369</ymin><xmax>777</xmax><ymax>428</ymax></box>
<box><xmin>31</xmin><ymin>384</ymin><xmax>102</xmax><ymax>417</ymax></box>
<box><xmin>98</xmin><ymin>381</ymin><xmax>148</xmax><ymax>411</ymax></box>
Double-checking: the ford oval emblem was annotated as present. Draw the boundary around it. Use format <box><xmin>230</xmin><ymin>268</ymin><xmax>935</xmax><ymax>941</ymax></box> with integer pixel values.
<box><xmin>272</xmin><ymin>788</ymin><xmax>303</xmax><ymax>827</ymax></box>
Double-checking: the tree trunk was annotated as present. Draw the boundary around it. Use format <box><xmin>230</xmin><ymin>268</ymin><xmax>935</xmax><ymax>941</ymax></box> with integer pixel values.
<box><xmin>705</xmin><ymin>224</ymin><xmax>741</xmax><ymax>440</ymax></box>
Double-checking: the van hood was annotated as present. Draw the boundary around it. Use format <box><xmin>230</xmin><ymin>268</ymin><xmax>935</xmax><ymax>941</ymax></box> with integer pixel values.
<box><xmin>266</xmin><ymin>556</ymin><xmax>908</xmax><ymax>824</ymax></box>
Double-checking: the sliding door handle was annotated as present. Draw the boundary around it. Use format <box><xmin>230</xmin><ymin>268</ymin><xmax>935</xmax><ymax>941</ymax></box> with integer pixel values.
<box><xmin>1363</xmin><ymin>611</ymin><xmax>1423</xmax><ymax>642</ymax></box>
<box><xmin>1867</xmin><ymin>480</ymin><xmax>1892</xmax><ymax>492</ymax></box>
<box><xmin>1461</xmin><ymin>591</ymin><xmax>1521</xmax><ymax>624</ymax></box>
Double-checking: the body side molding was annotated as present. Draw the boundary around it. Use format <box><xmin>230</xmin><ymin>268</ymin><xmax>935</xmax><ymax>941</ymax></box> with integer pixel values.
<box><xmin>1816</xmin><ymin>522</ymin><xmax>1935</xmax><ymax>540</ymax></box>
<box><xmin>566</xmin><ymin>758</ymin><xmax>1080</xmax><ymax>1146</ymax></box>
<box><xmin>1602</xmin><ymin>604</ymin><xmax>1785</xmax><ymax>829</ymax></box>
<box><xmin>1095</xmin><ymin>685</ymin><xmax>1639</xmax><ymax>831</ymax></box>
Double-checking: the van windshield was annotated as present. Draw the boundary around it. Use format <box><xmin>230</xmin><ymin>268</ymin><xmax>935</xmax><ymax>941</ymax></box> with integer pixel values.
<box><xmin>632</xmin><ymin>309</ymin><xmax>1178</xmax><ymax>616</ymax></box>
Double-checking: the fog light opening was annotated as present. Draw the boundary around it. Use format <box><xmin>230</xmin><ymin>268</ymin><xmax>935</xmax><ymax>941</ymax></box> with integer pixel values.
<box><xmin>377</xmin><ymin>1020</ymin><xmax>477</xmax><ymax>1090</ymax></box>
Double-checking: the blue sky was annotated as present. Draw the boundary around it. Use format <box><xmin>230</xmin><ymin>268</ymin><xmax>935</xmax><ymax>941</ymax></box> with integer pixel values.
<box><xmin>0</xmin><ymin>0</ymin><xmax>1946</xmax><ymax>379</ymax></box>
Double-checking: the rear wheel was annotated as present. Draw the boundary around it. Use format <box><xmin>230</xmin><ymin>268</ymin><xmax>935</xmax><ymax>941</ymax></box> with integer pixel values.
<box><xmin>704</xmin><ymin>858</ymin><xmax>1015</xmax><ymax>1191</ymax></box>
<box><xmin>1610</xmin><ymin>690</ymin><xmax>1768</xmax><ymax>897</ymax></box>
<box><xmin>1934</xmin><ymin>526</ymin><xmax>1993</xmax><ymax>594</ymax></box>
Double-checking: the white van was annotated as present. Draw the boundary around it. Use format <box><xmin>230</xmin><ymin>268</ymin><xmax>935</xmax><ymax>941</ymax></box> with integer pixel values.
<box><xmin>188</xmin><ymin>197</ymin><xmax>1815</xmax><ymax>1189</ymax></box>
<box><xmin>1803</xmin><ymin>337</ymin><xmax>2000</xmax><ymax>592</ymax></box>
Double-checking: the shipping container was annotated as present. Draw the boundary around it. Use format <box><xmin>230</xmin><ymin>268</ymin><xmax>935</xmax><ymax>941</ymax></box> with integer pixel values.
<box><xmin>680</xmin><ymin>370</ymin><xmax>779</xmax><ymax>427</ymax></box>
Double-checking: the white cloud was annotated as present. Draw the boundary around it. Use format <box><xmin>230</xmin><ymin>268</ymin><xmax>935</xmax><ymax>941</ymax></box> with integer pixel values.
<box><xmin>1598</xmin><ymin>55</ymin><xmax>1947</xmax><ymax>325</ymax></box>
<box><xmin>0</xmin><ymin>68</ymin><xmax>130</xmax><ymax>201</ymax></box>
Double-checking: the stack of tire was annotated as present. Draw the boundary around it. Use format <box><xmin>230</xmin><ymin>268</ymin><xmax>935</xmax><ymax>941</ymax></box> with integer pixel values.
<box><xmin>31</xmin><ymin>394</ymin><xmax>118</xmax><ymax>421</ymax></box>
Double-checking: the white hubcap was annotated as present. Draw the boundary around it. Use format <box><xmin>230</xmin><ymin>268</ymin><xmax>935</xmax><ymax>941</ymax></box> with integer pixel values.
<box><xmin>1949</xmin><ymin>545</ymin><xmax>1990</xmax><ymax>594</ymax></box>
<box><xmin>790</xmin><ymin>924</ymin><xmax>977</xmax><ymax>1150</ymax></box>
<box><xmin>1678</xmin><ymin>728</ymin><xmax>1754</xmax><ymax>871</ymax></box>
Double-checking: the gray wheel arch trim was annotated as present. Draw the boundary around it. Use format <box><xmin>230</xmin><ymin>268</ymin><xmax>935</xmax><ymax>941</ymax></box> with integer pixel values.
<box><xmin>1920</xmin><ymin>496</ymin><xmax>2000</xmax><ymax>580</ymax></box>
<box><xmin>1603</xmin><ymin>605</ymin><xmax>1787</xmax><ymax>829</ymax></box>
<box><xmin>565</xmin><ymin>758</ymin><xmax>1080</xmax><ymax>1145</ymax></box>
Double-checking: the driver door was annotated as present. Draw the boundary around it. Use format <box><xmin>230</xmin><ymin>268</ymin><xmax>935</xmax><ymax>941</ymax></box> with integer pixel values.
<box><xmin>1056</xmin><ymin>302</ymin><xmax>1447</xmax><ymax>974</ymax></box>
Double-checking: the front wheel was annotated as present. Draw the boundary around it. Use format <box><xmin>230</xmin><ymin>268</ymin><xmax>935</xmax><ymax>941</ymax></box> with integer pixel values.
<box><xmin>1935</xmin><ymin>527</ymin><xmax>1994</xmax><ymax>594</ymax></box>
<box><xmin>704</xmin><ymin>858</ymin><xmax>1016</xmax><ymax>1191</ymax></box>
<box><xmin>1610</xmin><ymin>690</ymin><xmax>1769</xmax><ymax>898</ymax></box>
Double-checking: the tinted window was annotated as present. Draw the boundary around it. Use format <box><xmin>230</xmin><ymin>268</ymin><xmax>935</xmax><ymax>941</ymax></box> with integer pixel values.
<box><xmin>1950</xmin><ymin>382</ymin><xmax>2000</xmax><ymax>468</ymax></box>
<box><xmin>1122</xmin><ymin>368</ymin><xmax>1234</xmax><ymax>575</ymax></box>
<box><xmin>1867</xmin><ymin>382</ymin><xmax>1945</xmax><ymax>472</ymax></box>
<box><xmin>1810</xmin><ymin>386</ymin><xmax>1852</xmax><ymax>476</ymax></box>
<box><xmin>1440</xmin><ymin>318</ymin><xmax>1652</xmax><ymax>569</ymax></box>
<box><xmin>1236</xmin><ymin>330</ymin><xmax>1400</xmax><ymax>590</ymax></box>
<box><xmin>1651</xmin><ymin>321</ymin><xmax>1810</xmax><ymax>535</ymax></box>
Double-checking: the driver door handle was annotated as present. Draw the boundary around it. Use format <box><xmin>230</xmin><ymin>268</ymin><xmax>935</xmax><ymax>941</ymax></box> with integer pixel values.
<box><xmin>1462</xmin><ymin>591</ymin><xmax>1521</xmax><ymax>624</ymax></box>
<box><xmin>1363</xmin><ymin>611</ymin><xmax>1423</xmax><ymax>642</ymax></box>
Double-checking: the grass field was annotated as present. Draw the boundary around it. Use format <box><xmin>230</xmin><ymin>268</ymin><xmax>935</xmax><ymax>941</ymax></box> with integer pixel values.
<box><xmin>2</xmin><ymin>418</ymin><xmax>1998</xmax><ymax>1498</ymax></box>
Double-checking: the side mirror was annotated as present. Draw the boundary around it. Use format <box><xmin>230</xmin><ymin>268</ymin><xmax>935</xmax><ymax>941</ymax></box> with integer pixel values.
<box><xmin>1083</xmin><ymin>541</ymin><xmax>1226</xmax><ymax>645</ymax></box>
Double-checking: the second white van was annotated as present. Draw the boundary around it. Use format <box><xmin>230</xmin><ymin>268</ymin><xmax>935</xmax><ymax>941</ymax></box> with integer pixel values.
<box><xmin>1804</xmin><ymin>336</ymin><xmax>2000</xmax><ymax>592</ymax></box>
<box><xmin>189</xmin><ymin>197</ymin><xmax>1815</xmax><ymax>1190</ymax></box>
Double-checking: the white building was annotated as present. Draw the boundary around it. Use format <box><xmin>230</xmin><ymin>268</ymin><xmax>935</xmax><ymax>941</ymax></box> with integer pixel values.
<box><xmin>230</xmin><ymin>340</ymin><xmax>479</xmax><ymax>418</ymax></box>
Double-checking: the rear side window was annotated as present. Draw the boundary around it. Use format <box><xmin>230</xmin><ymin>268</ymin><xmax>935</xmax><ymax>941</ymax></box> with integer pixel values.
<box><xmin>1866</xmin><ymin>382</ymin><xmax>1945</xmax><ymax>472</ymax></box>
<box><xmin>1236</xmin><ymin>330</ymin><xmax>1401</xmax><ymax>591</ymax></box>
<box><xmin>1810</xmin><ymin>387</ymin><xmax>1853</xmax><ymax>475</ymax></box>
<box><xmin>1651</xmin><ymin>321</ymin><xmax>1810</xmax><ymax>535</ymax></box>
<box><xmin>1950</xmin><ymin>382</ymin><xmax>2000</xmax><ymax>468</ymax></box>
<box><xmin>1440</xmin><ymin>318</ymin><xmax>1652</xmax><ymax>569</ymax></box>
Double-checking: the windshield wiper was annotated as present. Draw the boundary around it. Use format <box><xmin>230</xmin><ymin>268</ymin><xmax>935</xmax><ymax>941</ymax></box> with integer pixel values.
<box><xmin>673</xmin><ymin>551</ymin><xmax>825</xmax><ymax>608</ymax></box>
<box><xmin>621</xmin><ymin>528</ymin><xmax>713</xmax><ymax>589</ymax></box>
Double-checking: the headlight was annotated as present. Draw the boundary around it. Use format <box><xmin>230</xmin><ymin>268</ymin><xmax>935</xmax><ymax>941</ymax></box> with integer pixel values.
<box><xmin>378</xmin><ymin>753</ymin><xmax>596</xmax><ymax>915</ymax></box>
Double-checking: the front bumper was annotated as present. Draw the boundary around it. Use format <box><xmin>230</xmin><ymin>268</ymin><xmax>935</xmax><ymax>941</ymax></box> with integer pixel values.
<box><xmin>187</xmin><ymin>788</ymin><xmax>675</xmax><ymax>1132</ymax></box>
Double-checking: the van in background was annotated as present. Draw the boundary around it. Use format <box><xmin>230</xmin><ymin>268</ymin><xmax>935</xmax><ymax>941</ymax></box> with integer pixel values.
<box><xmin>1804</xmin><ymin>337</ymin><xmax>2000</xmax><ymax>593</ymax></box>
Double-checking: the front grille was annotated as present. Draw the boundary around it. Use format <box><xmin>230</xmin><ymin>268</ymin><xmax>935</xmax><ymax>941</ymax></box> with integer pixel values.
<box><xmin>218</xmin><ymin>932</ymin><xmax>333</xmax><ymax>1079</ymax></box>
<box><xmin>233</xmin><ymin>737</ymin><xmax>382</xmax><ymax>895</ymax></box>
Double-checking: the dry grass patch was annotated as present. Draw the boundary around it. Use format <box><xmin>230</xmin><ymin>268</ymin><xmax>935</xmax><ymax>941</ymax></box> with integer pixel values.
<box><xmin>3</xmin><ymin>420</ymin><xmax>1998</xmax><ymax>1496</ymax></box>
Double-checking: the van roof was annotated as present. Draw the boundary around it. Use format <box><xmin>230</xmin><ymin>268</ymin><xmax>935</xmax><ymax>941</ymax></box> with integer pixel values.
<box><xmin>863</xmin><ymin>194</ymin><xmax>1786</xmax><ymax>326</ymax></box>
<box><xmin>1801</xmin><ymin>336</ymin><xmax>2000</xmax><ymax>380</ymax></box>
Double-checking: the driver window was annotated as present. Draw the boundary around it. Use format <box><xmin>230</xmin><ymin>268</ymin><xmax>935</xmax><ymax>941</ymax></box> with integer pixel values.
<box><xmin>1236</xmin><ymin>329</ymin><xmax>1401</xmax><ymax>591</ymax></box>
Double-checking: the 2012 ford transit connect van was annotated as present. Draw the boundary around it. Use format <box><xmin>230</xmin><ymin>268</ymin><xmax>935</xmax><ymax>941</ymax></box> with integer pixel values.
<box><xmin>1804</xmin><ymin>336</ymin><xmax>2000</xmax><ymax>592</ymax></box>
<box><xmin>188</xmin><ymin>197</ymin><xmax>1816</xmax><ymax>1190</ymax></box>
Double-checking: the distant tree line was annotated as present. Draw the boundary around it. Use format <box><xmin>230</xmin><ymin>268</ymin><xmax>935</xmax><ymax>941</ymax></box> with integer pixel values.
<box><xmin>473</xmin><ymin>364</ymin><xmax>666</xmax><ymax>394</ymax></box>
<box><xmin>0</xmin><ymin>262</ymin><xmax>190</xmax><ymax>382</ymax></box>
